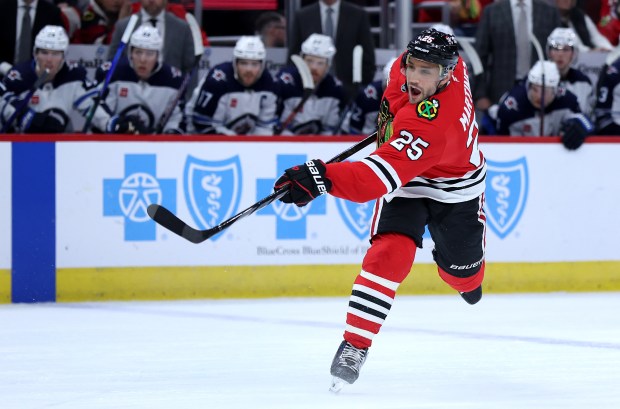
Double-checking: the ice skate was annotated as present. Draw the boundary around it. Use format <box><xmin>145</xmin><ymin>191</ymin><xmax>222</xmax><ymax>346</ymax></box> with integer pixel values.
<box><xmin>460</xmin><ymin>285</ymin><xmax>482</xmax><ymax>305</ymax></box>
<box><xmin>329</xmin><ymin>341</ymin><xmax>368</xmax><ymax>393</ymax></box>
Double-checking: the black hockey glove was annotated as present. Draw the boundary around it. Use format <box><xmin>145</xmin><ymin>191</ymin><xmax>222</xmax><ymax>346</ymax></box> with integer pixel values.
<box><xmin>18</xmin><ymin>109</ymin><xmax>66</xmax><ymax>133</ymax></box>
<box><xmin>560</xmin><ymin>113</ymin><xmax>593</xmax><ymax>151</ymax></box>
<box><xmin>106</xmin><ymin>115</ymin><xmax>149</xmax><ymax>134</ymax></box>
<box><xmin>274</xmin><ymin>159</ymin><xmax>332</xmax><ymax>207</ymax></box>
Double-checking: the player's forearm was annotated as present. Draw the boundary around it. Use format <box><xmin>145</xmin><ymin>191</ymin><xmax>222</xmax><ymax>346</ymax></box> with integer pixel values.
<box><xmin>326</xmin><ymin>161</ymin><xmax>389</xmax><ymax>203</ymax></box>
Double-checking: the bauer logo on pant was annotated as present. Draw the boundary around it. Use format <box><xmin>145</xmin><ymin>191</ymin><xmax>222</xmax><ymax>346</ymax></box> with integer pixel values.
<box><xmin>183</xmin><ymin>155</ymin><xmax>242</xmax><ymax>240</ymax></box>
<box><xmin>485</xmin><ymin>157</ymin><xmax>529</xmax><ymax>239</ymax></box>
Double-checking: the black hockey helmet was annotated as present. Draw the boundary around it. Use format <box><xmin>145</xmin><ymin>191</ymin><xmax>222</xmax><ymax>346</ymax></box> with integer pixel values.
<box><xmin>403</xmin><ymin>28</ymin><xmax>459</xmax><ymax>78</ymax></box>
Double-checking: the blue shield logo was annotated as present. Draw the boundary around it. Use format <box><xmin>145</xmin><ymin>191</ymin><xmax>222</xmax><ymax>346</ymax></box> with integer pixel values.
<box><xmin>184</xmin><ymin>155</ymin><xmax>242</xmax><ymax>240</ymax></box>
<box><xmin>485</xmin><ymin>158</ymin><xmax>529</xmax><ymax>239</ymax></box>
<box><xmin>336</xmin><ymin>198</ymin><xmax>374</xmax><ymax>240</ymax></box>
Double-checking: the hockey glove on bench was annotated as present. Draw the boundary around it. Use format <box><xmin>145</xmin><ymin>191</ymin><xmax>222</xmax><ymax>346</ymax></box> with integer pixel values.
<box><xmin>560</xmin><ymin>113</ymin><xmax>593</xmax><ymax>151</ymax></box>
<box><xmin>274</xmin><ymin>159</ymin><xmax>332</xmax><ymax>207</ymax></box>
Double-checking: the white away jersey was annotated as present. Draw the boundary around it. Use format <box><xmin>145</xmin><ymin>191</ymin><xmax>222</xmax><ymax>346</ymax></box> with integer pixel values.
<box><xmin>89</xmin><ymin>58</ymin><xmax>184</xmax><ymax>133</ymax></box>
<box><xmin>1</xmin><ymin>61</ymin><xmax>95</xmax><ymax>132</ymax></box>
<box><xmin>186</xmin><ymin>62</ymin><xmax>279</xmax><ymax>135</ymax></box>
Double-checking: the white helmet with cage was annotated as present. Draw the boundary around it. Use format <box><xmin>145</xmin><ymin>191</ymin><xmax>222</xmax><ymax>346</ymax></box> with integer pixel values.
<box><xmin>301</xmin><ymin>33</ymin><xmax>336</xmax><ymax>64</ymax></box>
<box><xmin>34</xmin><ymin>25</ymin><xmax>69</xmax><ymax>53</ymax></box>
<box><xmin>129</xmin><ymin>25</ymin><xmax>163</xmax><ymax>52</ymax></box>
<box><xmin>546</xmin><ymin>27</ymin><xmax>579</xmax><ymax>60</ymax></box>
<box><xmin>233</xmin><ymin>36</ymin><xmax>266</xmax><ymax>61</ymax></box>
<box><xmin>527</xmin><ymin>60</ymin><xmax>561</xmax><ymax>88</ymax></box>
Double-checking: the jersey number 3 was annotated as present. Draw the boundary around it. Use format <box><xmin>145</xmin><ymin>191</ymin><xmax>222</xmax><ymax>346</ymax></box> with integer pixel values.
<box><xmin>390</xmin><ymin>130</ymin><xmax>429</xmax><ymax>160</ymax></box>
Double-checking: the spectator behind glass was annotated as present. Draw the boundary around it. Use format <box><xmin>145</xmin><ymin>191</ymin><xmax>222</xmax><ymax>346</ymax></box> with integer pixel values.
<box><xmin>0</xmin><ymin>25</ymin><xmax>99</xmax><ymax>133</ymax></box>
<box><xmin>0</xmin><ymin>0</ymin><xmax>65</xmax><ymax>66</ymax></box>
<box><xmin>71</xmin><ymin>0</ymin><xmax>133</xmax><ymax>44</ymax></box>
<box><xmin>546</xmin><ymin>27</ymin><xmax>595</xmax><ymax>117</ymax></box>
<box><xmin>495</xmin><ymin>61</ymin><xmax>593</xmax><ymax>150</ymax></box>
<box><xmin>255</xmin><ymin>11</ymin><xmax>286</xmax><ymax>47</ymax></box>
<box><xmin>556</xmin><ymin>0</ymin><xmax>612</xmax><ymax>51</ymax></box>
<box><xmin>289</xmin><ymin>0</ymin><xmax>376</xmax><ymax>100</ymax></box>
<box><xmin>598</xmin><ymin>0</ymin><xmax>620</xmax><ymax>46</ymax></box>
<box><xmin>474</xmin><ymin>0</ymin><xmax>561</xmax><ymax>112</ymax></box>
<box><xmin>413</xmin><ymin>0</ymin><xmax>494</xmax><ymax>36</ymax></box>
<box><xmin>185</xmin><ymin>36</ymin><xmax>280</xmax><ymax>136</ymax></box>
<box><xmin>107</xmin><ymin>0</ymin><xmax>195</xmax><ymax>75</ymax></box>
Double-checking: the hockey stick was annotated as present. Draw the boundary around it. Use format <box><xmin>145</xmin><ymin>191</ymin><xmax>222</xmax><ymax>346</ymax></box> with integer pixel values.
<box><xmin>529</xmin><ymin>32</ymin><xmax>546</xmax><ymax>136</ymax></box>
<box><xmin>1</xmin><ymin>68</ymin><xmax>50</xmax><ymax>133</ymax></box>
<box><xmin>274</xmin><ymin>54</ymin><xmax>314</xmax><ymax>134</ymax></box>
<box><xmin>455</xmin><ymin>37</ymin><xmax>483</xmax><ymax>76</ymax></box>
<box><xmin>82</xmin><ymin>14</ymin><xmax>139</xmax><ymax>133</ymax></box>
<box><xmin>155</xmin><ymin>12</ymin><xmax>204</xmax><ymax>133</ymax></box>
<box><xmin>336</xmin><ymin>44</ymin><xmax>363</xmax><ymax>132</ymax></box>
<box><xmin>147</xmin><ymin>131</ymin><xmax>377</xmax><ymax>243</ymax></box>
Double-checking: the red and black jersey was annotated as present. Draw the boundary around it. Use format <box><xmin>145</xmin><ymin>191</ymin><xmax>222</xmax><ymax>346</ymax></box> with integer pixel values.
<box><xmin>71</xmin><ymin>0</ymin><xmax>114</xmax><ymax>45</ymax></box>
<box><xmin>326</xmin><ymin>56</ymin><xmax>486</xmax><ymax>204</ymax></box>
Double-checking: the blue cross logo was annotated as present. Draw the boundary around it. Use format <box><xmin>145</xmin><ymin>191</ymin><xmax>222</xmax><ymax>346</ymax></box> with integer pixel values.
<box><xmin>103</xmin><ymin>154</ymin><xmax>176</xmax><ymax>241</ymax></box>
<box><xmin>256</xmin><ymin>154</ymin><xmax>327</xmax><ymax>239</ymax></box>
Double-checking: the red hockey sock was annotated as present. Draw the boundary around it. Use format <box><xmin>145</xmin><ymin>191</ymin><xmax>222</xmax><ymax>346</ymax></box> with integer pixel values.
<box><xmin>438</xmin><ymin>261</ymin><xmax>485</xmax><ymax>293</ymax></box>
<box><xmin>344</xmin><ymin>233</ymin><xmax>417</xmax><ymax>349</ymax></box>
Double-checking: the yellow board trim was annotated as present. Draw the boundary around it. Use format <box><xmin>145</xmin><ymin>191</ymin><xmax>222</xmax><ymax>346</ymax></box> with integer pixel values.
<box><xmin>0</xmin><ymin>269</ymin><xmax>10</xmax><ymax>303</ymax></box>
<box><xmin>54</xmin><ymin>261</ymin><xmax>620</xmax><ymax>302</ymax></box>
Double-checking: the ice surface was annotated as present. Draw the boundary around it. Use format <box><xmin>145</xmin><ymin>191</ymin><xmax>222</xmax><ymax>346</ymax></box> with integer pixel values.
<box><xmin>1</xmin><ymin>292</ymin><xmax>619</xmax><ymax>409</ymax></box>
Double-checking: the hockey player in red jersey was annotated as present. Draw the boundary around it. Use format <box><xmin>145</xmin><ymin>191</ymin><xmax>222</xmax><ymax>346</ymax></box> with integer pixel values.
<box><xmin>274</xmin><ymin>28</ymin><xmax>487</xmax><ymax>391</ymax></box>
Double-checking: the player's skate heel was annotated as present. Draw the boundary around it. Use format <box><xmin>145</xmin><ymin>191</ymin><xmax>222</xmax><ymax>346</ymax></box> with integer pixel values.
<box><xmin>329</xmin><ymin>341</ymin><xmax>368</xmax><ymax>393</ymax></box>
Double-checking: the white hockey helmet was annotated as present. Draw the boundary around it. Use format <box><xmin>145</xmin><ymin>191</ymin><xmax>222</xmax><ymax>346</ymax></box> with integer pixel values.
<box><xmin>546</xmin><ymin>27</ymin><xmax>578</xmax><ymax>57</ymax></box>
<box><xmin>430</xmin><ymin>23</ymin><xmax>455</xmax><ymax>37</ymax></box>
<box><xmin>129</xmin><ymin>25</ymin><xmax>163</xmax><ymax>52</ymax></box>
<box><xmin>301</xmin><ymin>33</ymin><xmax>336</xmax><ymax>63</ymax></box>
<box><xmin>233</xmin><ymin>36</ymin><xmax>266</xmax><ymax>61</ymax></box>
<box><xmin>34</xmin><ymin>25</ymin><xmax>69</xmax><ymax>53</ymax></box>
<box><xmin>527</xmin><ymin>60</ymin><xmax>561</xmax><ymax>88</ymax></box>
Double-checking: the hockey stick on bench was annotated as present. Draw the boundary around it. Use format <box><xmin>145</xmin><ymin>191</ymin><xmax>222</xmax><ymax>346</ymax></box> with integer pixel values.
<box><xmin>147</xmin><ymin>131</ymin><xmax>377</xmax><ymax>243</ymax></box>
<box><xmin>82</xmin><ymin>14</ymin><xmax>139</xmax><ymax>133</ymax></box>
<box><xmin>155</xmin><ymin>12</ymin><xmax>204</xmax><ymax>133</ymax></box>
<box><xmin>274</xmin><ymin>54</ymin><xmax>314</xmax><ymax>135</ymax></box>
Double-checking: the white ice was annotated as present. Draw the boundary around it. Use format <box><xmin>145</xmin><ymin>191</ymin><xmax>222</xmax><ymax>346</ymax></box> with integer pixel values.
<box><xmin>1</xmin><ymin>292</ymin><xmax>619</xmax><ymax>409</ymax></box>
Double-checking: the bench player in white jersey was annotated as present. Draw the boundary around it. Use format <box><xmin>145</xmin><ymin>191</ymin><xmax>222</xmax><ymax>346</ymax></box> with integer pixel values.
<box><xmin>276</xmin><ymin>33</ymin><xmax>347</xmax><ymax>135</ymax></box>
<box><xmin>546</xmin><ymin>27</ymin><xmax>595</xmax><ymax>118</ymax></box>
<box><xmin>340</xmin><ymin>57</ymin><xmax>398</xmax><ymax>135</ymax></box>
<box><xmin>273</xmin><ymin>28</ymin><xmax>487</xmax><ymax>390</ymax></box>
<box><xmin>87</xmin><ymin>25</ymin><xmax>185</xmax><ymax>134</ymax></box>
<box><xmin>496</xmin><ymin>61</ymin><xmax>593</xmax><ymax>150</ymax></box>
<box><xmin>0</xmin><ymin>25</ymin><xmax>96</xmax><ymax>133</ymax></box>
<box><xmin>185</xmin><ymin>36</ymin><xmax>279</xmax><ymax>135</ymax></box>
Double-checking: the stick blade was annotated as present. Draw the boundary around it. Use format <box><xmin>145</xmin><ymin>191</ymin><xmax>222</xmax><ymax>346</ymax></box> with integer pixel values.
<box><xmin>147</xmin><ymin>204</ymin><xmax>209</xmax><ymax>244</ymax></box>
<box><xmin>291</xmin><ymin>54</ymin><xmax>314</xmax><ymax>91</ymax></box>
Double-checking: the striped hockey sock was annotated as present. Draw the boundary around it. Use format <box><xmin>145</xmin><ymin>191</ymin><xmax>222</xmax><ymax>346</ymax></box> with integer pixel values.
<box><xmin>344</xmin><ymin>233</ymin><xmax>417</xmax><ymax>348</ymax></box>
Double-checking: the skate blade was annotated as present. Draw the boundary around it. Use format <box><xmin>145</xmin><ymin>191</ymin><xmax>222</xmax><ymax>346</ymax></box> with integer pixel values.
<box><xmin>329</xmin><ymin>377</ymin><xmax>347</xmax><ymax>393</ymax></box>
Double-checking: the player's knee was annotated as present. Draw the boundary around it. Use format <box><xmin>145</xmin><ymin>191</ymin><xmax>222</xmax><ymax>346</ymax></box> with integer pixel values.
<box><xmin>437</xmin><ymin>260</ymin><xmax>485</xmax><ymax>293</ymax></box>
<box><xmin>362</xmin><ymin>232</ymin><xmax>417</xmax><ymax>282</ymax></box>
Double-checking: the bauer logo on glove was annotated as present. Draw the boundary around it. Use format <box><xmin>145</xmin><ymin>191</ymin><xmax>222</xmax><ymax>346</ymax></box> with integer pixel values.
<box><xmin>274</xmin><ymin>159</ymin><xmax>332</xmax><ymax>207</ymax></box>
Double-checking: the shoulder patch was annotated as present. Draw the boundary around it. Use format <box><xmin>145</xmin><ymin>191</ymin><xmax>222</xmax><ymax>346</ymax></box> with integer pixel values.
<box><xmin>211</xmin><ymin>68</ymin><xmax>226</xmax><ymax>82</ymax></box>
<box><xmin>417</xmin><ymin>98</ymin><xmax>439</xmax><ymax>120</ymax></box>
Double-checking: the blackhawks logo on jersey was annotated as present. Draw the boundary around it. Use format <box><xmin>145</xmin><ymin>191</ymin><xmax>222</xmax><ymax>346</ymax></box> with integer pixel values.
<box><xmin>417</xmin><ymin>98</ymin><xmax>439</xmax><ymax>120</ymax></box>
<box><xmin>377</xmin><ymin>98</ymin><xmax>394</xmax><ymax>147</ymax></box>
